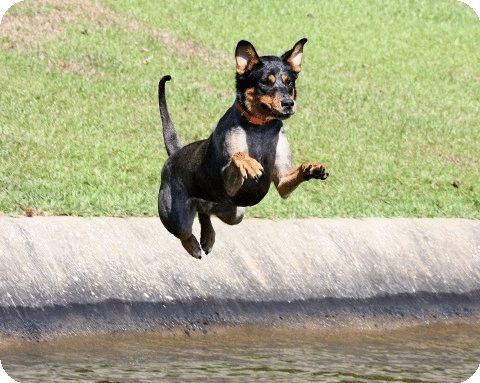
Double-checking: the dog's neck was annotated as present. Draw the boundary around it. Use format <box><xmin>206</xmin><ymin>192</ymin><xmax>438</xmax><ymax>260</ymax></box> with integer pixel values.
<box><xmin>236</xmin><ymin>103</ymin><xmax>273</xmax><ymax>125</ymax></box>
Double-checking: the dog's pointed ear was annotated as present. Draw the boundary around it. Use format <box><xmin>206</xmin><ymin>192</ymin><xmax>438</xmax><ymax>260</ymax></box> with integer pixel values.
<box><xmin>282</xmin><ymin>38</ymin><xmax>307</xmax><ymax>73</ymax></box>
<box><xmin>235</xmin><ymin>40</ymin><xmax>260</xmax><ymax>75</ymax></box>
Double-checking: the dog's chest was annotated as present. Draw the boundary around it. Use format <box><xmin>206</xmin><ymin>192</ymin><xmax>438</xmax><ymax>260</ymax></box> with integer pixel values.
<box><xmin>229</xmin><ymin>126</ymin><xmax>281</xmax><ymax>207</ymax></box>
<box><xmin>244</xmin><ymin>125</ymin><xmax>282</xmax><ymax>162</ymax></box>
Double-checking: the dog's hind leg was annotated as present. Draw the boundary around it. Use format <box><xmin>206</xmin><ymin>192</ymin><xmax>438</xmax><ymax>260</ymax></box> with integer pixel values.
<box><xmin>216</xmin><ymin>206</ymin><xmax>245</xmax><ymax>226</ymax></box>
<box><xmin>158</xmin><ymin>174</ymin><xmax>202</xmax><ymax>259</ymax></box>
<box><xmin>180</xmin><ymin>234</ymin><xmax>202</xmax><ymax>259</ymax></box>
<box><xmin>198</xmin><ymin>213</ymin><xmax>215</xmax><ymax>254</ymax></box>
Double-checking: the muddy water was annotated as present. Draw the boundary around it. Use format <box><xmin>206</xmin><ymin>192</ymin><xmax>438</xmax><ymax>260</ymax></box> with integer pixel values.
<box><xmin>2</xmin><ymin>324</ymin><xmax>480</xmax><ymax>383</ymax></box>
<box><xmin>2</xmin><ymin>218</ymin><xmax>480</xmax><ymax>382</ymax></box>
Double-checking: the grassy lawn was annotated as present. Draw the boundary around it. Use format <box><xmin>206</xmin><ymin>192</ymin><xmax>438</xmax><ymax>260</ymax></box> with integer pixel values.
<box><xmin>0</xmin><ymin>0</ymin><xmax>479</xmax><ymax>218</ymax></box>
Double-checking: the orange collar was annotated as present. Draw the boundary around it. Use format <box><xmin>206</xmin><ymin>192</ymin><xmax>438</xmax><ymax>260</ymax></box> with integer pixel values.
<box><xmin>236</xmin><ymin>103</ymin><xmax>270</xmax><ymax>125</ymax></box>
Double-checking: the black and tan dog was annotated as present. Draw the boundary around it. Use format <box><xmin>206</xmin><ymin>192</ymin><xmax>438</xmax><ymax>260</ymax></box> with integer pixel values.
<box><xmin>158</xmin><ymin>38</ymin><xmax>328</xmax><ymax>259</ymax></box>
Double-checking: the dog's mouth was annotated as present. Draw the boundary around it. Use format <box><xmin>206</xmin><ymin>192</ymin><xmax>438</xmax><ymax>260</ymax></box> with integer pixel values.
<box><xmin>273</xmin><ymin>109</ymin><xmax>295</xmax><ymax>120</ymax></box>
<box><xmin>265</xmin><ymin>106</ymin><xmax>295</xmax><ymax>120</ymax></box>
<box><xmin>259</xmin><ymin>102</ymin><xmax>296</xmax><ymax>120</ymax></box>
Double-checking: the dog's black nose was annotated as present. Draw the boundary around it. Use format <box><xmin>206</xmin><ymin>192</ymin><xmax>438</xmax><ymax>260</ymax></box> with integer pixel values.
<box><xmin>281</xmin><ymin>98</ymin><xmax>295</xmax><ymax>109</ymax></box>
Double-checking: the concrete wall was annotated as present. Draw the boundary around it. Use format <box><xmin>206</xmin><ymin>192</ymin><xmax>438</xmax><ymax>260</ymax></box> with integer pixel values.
<box><xmin>1</xmin><ymin>217</ymin><xmax>479</xmax><ymax>339</ymax></box>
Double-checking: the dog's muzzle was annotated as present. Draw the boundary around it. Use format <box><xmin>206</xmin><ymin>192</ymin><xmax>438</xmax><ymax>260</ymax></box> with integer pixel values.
<box><xmin>275</xmin><ymin>97</ymin><xmax>296</xmax><ymax>119</ymax></box>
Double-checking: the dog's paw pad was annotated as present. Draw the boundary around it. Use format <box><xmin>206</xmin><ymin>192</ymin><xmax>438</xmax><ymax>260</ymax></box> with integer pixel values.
<box><xmin>302</xmin><ymin>162</ymin><xmax>329</xmax><ymax>181</ymax></box>
<box><xmin>181</xmin><ymin>235</ymin><xmax>203</xmax><ymax>260</ymax></box>
<box><xmin>311</xmin><ymin>166</ymin><xmax>329</xmax><ymax>180</ymax></box>
<box><xmin>200</xmin><ymin>230</ymin><xmax>215</xmax><ymax>255</ymax></box>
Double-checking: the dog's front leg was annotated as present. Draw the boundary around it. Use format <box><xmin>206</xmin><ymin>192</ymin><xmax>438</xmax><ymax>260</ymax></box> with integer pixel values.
<box><xmin>224</xmin><ymin>152</ymin><xmax>264</xmax><ymax>197</ymax></box>
<box><xmin>276</xmin><ymin>161</ymin><xmax>329</xmax><ymax>199</ymax></box>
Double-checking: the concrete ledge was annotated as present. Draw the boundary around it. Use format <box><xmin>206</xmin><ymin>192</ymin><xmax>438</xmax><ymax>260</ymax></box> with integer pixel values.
<box><xmin>1</xmin><ymin>217</ymin><xmax>479</xmax><ymax>339</ymax></box>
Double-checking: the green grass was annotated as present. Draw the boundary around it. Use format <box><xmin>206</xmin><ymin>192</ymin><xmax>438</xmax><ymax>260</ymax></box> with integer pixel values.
<box><xmin>0</xmin><ymin>0</ymin><xmax>479</xmax><ymax>218</ymax></box>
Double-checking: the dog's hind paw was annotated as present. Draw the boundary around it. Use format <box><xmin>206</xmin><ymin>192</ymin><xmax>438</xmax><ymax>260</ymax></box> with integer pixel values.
<box><xmin>199</xmin><ymin>214</ymin><xmax>215</xmax><ymax>255</ymax></box>
<box><xmin>181</xmin><ymin>234</ymin><xmax>203</xmax><ymax>259</ymax></box>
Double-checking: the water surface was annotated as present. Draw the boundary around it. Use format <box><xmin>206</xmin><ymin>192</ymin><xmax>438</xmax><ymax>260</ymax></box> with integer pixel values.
<box><xmin>2</xmin><ymin>323</ymin><xmax>480</xmax><ymax>382</ymax></box>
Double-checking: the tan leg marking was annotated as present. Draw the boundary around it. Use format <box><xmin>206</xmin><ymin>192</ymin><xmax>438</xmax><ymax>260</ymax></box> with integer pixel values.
<box><xmin>277</xmin><ymin>161</ymin><xmax>328</xmax><ymax>199</ymax></box>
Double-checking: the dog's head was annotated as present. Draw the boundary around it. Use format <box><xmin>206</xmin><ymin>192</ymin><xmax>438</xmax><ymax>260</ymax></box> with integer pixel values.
<box><xmin>235</xmin><ymin>38</ymin><xmax>307</xmax><ymax>124</ymax></box>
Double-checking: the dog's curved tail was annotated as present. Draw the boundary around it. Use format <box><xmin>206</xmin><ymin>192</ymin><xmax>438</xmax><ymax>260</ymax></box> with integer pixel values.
<box><xmin>159</xmin><ymin>75</ymin><xmax>182</xmax><ymax>156</ymax></box>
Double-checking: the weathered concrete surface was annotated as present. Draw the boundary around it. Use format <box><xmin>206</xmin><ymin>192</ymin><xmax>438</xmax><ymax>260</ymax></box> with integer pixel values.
<box><xmin>1</xmin><ymin>217</ymin><xmax>479</xmax><ymax>339</ymax></box>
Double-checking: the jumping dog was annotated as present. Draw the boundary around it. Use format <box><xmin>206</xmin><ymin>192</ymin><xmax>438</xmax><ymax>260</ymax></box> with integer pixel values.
<box><xmin>158</xmin><ymin>38</ymin><xmax>328</xmax><ymax>259</ymax></box>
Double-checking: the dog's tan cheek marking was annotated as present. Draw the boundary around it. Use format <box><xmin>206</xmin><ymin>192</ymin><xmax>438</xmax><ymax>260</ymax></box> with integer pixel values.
<box><xmin>259</xmin><ymin>94</ymin><xmax>283</xmax><ymax>113</ymax></box>
<box><xmin>244</xmin><ymin>87</ymin><xmax>256</xmax><ymax>113</ymax></box>
<box><xmin>245</xmin><ymin>88</ymin><xmax>267</xmax><ymax>118</ymax></box>
<box><xmin>258</xmin><ymin>95</ymin><xmax>272</xmax><ymax>111</ymax></box>
<box><xmin>242</xmin><ymin>88</ymin><xmax>275</xmax><ymax>122</ymax></box>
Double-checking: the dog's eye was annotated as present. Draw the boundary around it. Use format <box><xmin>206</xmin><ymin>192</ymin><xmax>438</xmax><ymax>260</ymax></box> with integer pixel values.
<box><xmin>281</xmin><ymin>74</ymin><xmax>292</xmax><ymax>86</ymax></box>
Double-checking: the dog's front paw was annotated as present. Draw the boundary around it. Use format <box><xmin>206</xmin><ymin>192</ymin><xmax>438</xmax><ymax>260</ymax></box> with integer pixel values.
<box><xmin>301</xmin><ymin>161</ymin><xmax>329</xmax><ymax>181</ymax></box>
<box><xmin>225</xmin><ymin>152</ymin><xmax>264</xmax><ymax>197</ymax></box>
<box><xmin>232</xmin><ymin>152</ymin><xmax>264</xmax><ymax>181</ymax></box>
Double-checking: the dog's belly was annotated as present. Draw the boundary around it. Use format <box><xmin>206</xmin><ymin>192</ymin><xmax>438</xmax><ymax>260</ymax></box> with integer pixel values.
<box><xmin>230</xmin><ymin>173</ymin><xmax>271</xmax><ymax>207</ymax></box>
